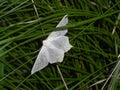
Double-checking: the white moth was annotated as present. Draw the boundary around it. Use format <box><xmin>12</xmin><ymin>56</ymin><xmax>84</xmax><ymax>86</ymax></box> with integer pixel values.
<box><xmin>31</xmin><ymin>15</ymin><xmax>72</xmax><ymax>74</ymax></box>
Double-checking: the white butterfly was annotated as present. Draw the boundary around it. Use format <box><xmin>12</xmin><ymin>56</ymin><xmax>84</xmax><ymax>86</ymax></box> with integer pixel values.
<box><xmin>31</xmin><ymin>15</ymin><xmax>72</xmax><ymax>74</ymax></box>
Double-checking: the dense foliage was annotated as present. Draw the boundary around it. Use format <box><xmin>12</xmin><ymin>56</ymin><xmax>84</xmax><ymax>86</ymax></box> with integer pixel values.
<box><xmin>0</xmin><ymin>0</ymin><xmax>120</xmax><ymax>90</ymax></box>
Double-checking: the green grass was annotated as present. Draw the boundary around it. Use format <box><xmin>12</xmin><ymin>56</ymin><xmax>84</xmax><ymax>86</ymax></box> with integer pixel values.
<box><xmin>0</xmin><ymin>0</ymin><xmax>120</xmax><ymax>90</ymax></box>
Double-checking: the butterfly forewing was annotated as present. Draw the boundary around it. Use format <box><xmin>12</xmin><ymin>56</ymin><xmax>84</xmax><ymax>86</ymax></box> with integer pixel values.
<box><xmin>31</xmin><ymin>46</ymin><xmax>49</xmax><ymax>74</ymax></box>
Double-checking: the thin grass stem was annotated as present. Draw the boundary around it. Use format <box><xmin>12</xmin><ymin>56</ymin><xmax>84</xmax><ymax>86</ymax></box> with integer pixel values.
<box><xmin>56</xmin><ymin>65</ymin><xmax>68</xmax><ymax>90</ymax></box>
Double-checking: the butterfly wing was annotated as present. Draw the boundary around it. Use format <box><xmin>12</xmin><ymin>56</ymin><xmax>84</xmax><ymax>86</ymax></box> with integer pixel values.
<box><xmin>46</xmin><ymin>46</ymin><xmax>64</xmax><ymax>64</ymax></box>
<box><xmin>31</xmin><ymin>46</ymin><xmax>49</xmax><ymax>74</ymax></box>
<box><xmin>49</xmin><ymin>36</ymin><xmax>72</xmax><ymax>52</ymax></box>
<box><xmin>56</xmin><ymin>15</ymin><xmax>68</xmax><ymax>28</ymax></box>
<box><xmin>47</xmin><ymin>15</ymin><xmax>68</xmax><ymax>39</ymax></box>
